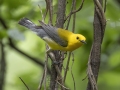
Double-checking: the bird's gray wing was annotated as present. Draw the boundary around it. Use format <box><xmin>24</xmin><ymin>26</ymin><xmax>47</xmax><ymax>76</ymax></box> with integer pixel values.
<box><xmin>39</xmin><ymin>21</ymin><xmax>68</xmax><ymax>47</ymax></box>
<box><xmin>18</xmin><ymin>18</ymin><xmax>48</xmax><ymax>38</ymax></box>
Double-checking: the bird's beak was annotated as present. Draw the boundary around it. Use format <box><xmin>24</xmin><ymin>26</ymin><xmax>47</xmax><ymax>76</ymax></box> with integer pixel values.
<box><xmin>80</xmin><ymin>40</ymin><xmax>87</xmax><ymax>44</ymax></box>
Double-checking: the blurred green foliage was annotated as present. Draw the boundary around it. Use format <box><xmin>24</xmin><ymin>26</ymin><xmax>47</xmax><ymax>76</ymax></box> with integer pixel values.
<box><xmin>0</xmin><ymin>0</ymin><xmax>120</xmax><ymax>90</ymax></box>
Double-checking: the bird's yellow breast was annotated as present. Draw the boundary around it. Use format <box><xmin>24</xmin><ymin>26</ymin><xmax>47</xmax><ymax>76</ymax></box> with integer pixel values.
<box><xmin>43</xmin><ymin>33</ymin><xmax>83</xmax><ymax>51</ymax></box>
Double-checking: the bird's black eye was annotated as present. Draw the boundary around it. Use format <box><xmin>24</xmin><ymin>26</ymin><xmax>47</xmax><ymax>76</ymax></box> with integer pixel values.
<box><xmin>76</xmin><ymin>36</ymin><xmax>79</xmax><ymax>40</ymax></box>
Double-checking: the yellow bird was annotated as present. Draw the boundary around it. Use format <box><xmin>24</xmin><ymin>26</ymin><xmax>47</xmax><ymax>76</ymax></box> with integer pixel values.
<box><xmin>18</xmin><ymin>18</ymin><xmax>86</xmax><ymax>52</ymax></box>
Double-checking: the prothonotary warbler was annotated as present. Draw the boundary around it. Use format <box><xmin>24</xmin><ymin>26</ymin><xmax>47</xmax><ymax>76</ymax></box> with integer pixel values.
<box><xmin>18</xmin><ymin>18</ymin><xmax>86</xmax><ymax>52</ymax></box>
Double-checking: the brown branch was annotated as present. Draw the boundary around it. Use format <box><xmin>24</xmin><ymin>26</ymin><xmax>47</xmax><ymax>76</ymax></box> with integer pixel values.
<box><xmin>71</xmin><ymin>53</ymin><xmax>76</xmax><ymax>90</ymax></box>
<box><xmin>71</xmin><ymin>0</ymin><xmax>85</xmax><ymax>14</ymax></box>
<box><xmin>48</xmin><ymin>52</ymin><xmax>64</xmax><ymax>90</ymax></box>
<box><xmin>87</xmin><ymin>45</ymin><xmax>98</xmax><ymax>90</ymax></box>
<box><xmin>87</xmin><ymin>0</ymin><xmax>106</xmax><ymax>90</ymax></box>
<box><xmin>47</xmin><ymin>0</ymin><xmax>53</xmax><ymax>24</ymax></box>
<box><xmin>104</xmin><ymin>0</ymin><xmax>107</xmax><ymax>12</ymax></box>
<box><xmin>56</xmin><ymin>80</ymin><xmax>69</xmax><ymax>90</ymax></box>
<box><xmin>42</xmin><ymin>0</ymin><xmax>49</xmax><ymax>22</ymax></box>
<box><xmin>94</xmin><ymin>0</ymin><xmax>106</xmax><ymax>26</ymax></box>
<box><xmin>56</xmin><ymin>0</ymin><xmax>66</xmax><ymax>28</ymax></box>
<box><xmin>44</xmin><ymin>0</ymin><xmax>49</xmax><ymax>17</ymax></box>
<box><xmin>38</xmin><ymin>55</ymin><xmax>48</xmax><ymax>90</ymax></box>
<box><xmin>94</xmin><ymin>0</ymin><xmax>105</xmax><ymax>20</ymax></box>
<box><xmin>72</xmin><ymin>0</ymin><xmax>76</xmax><ymax>32</ymax></box>
<box><xmin>38</xmin><ymin>70</ymin><xmax>45</xmax><ymax>90</ymax></box>
<box><xmin>63</xmin><ymin>52</ymin><xmax>71</xmax><ymax>82</ymax></box>
<box><xmin>19</xmin><ymin>77</ymin><xmax>29</xmax><ymax>90</ymax></box>
<box><xmin>94</xmin><ymin>0</ymin><xmax>106</xmax><ymax>43</ymax></box>
<box><xmin>65</xmin><ymin>0</ymin><xmax>77</xmax><ymax>29</ymax></box>
<box><xmin>43</xmin><ymin>54</ymin><xmax>48</xmax><ymax>90</ymax></box>
<box><xmin>38</xmin><ymin>0</ymin><xmax>49</xmax><ymax>22</ymax></box>
<box><xmin>38</xmin><ymin>5</ymin><xmax>44</xmax><ymax>22</ymax></box>
<box><xmin>65</xmin><ymin>0</ymin><xmax>85</xmax><ymax>22</ymax></box>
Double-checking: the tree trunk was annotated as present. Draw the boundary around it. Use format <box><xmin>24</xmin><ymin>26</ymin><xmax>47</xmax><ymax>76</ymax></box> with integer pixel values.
<box><xmin>87</xmin><ymin>0</ymin><xmax>106</xmax><ymax>90</ymax></box>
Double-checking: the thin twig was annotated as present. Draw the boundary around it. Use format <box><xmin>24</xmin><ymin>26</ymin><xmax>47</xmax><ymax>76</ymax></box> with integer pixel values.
<box><xmin>44</xmin><ymin>0</ymin><xmax>49</xmax><ymax>20</ymax></box>
<box><xmin>38</xmin><ymin>5</ymin><xmax>44</xmax><ymax>22</ymax></box>
<box><xmin>71</xmin><ymin>0</ymin><xmax>85</xmax><ymax>14</ymax></box>
<box><xmin>65</xmin><ymin>0</ymin><xmax>85</xmax><ymax>22</ymax></box>
<box><xmin>65</xmin><ymin>0</ymin><xmax>76</xmax><ymax>29</ymax></box>
<box><xmin>71</xmin><ymin>53</ymin><xmax>76</xmax><ymax>90</ymax></box>
<box><xmin>56</xmin><ymin>80</ymin><xmax>69</xmax><ymax>90</ymax></box>
<box><xmin>19</xmin><ymin>77</ymin><xmax>29</xmax><ymax>90</ymax></box>
<box><xmin>44</xmin><ymin>54</ymin><xmax>48</xmax><ymax>90</ymax></box>
<box><xmin>104</xmin><ymin>0</ymin><xmax>107</xmax><ymax>12</ymax></box>
<box><xmin>72</xmin><ymin>7</ymin><xmax>76</xmax><ymax>32</ymax></box>
<box><xmin>38</xmin><ymin>70</ymin><xmax>45</xmax><ymax>90</ymax></box>
<box><xmin>63</xmin><ymin>52</ymin><xmax>71</xmax><ymax>82</ymax></box>
<box><xmin>70</xmin><ymin>2</ymin><xmax>76</xmax><ymax>89</ymax></box>
<box><xmin>47</xmin><ymin>0</ymin><xmax>53</xmax><ymax>24</ymax></box>
<box><xmin>38</xmin><ymin>60</ymin><xmax>48</xmax><ymax>90</ymax></box>
<box><xmin>82</xmin><ymin>75</ymin><xmax>87</xmax><ymax>81</ymax></box>
<box><xmin>38</xmin><ymin>45</ymin><xmax>49</xmax><ymax>90</ymax></box>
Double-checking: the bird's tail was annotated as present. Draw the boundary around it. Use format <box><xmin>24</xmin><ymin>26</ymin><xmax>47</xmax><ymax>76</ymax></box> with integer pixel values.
<box><xmin>18</xmin><ymin>18</ymin><xmax>36</xmax><ymax>29</ymax></box>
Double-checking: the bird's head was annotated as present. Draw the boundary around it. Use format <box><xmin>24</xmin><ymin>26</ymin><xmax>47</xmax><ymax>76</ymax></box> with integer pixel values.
<box><xmin>75</xmin><ymin>34</ymin><xmax>86</xmax><ymax>45</ymax></box>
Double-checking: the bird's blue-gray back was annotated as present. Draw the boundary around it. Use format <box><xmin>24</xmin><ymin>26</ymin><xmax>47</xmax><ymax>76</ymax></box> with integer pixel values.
<box><xmin>39</xmin><ymin>21</ymin><xmax>68</xmax><ymax>47</ymax></box>
<box><xmin>18</xmin><ymin>18</ymin><xmax>68</xmax><ymax>47</ymax></box>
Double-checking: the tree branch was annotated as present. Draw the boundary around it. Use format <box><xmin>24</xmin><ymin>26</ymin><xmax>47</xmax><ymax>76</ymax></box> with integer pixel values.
<box><xmin>19</xmin><ymin>77</ymin><xmax>29</xmax><ymax>90</ymax></box>
<box><xmin>47</xmin><ymin>0</ymin><xmax>53</xmax><ymax>24</ymax></box>
<box><xmin>63</xmin><ymin>52</ymin><xmax>71</xmax><ymax>83</ymax></box>
<box><xmin>64</xmin><ymin>0</ymin><xmax>85</xmax><ymax>22</ymax></box>
<box><xmin>56</xmin><ymin>0</ymin><xmax>66</xmax><ymax>28</ymax></box>
<box><xmin>87</xmin><ymin>0</ymin><xmax>106</xmax><ymax>90</ymax></box>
